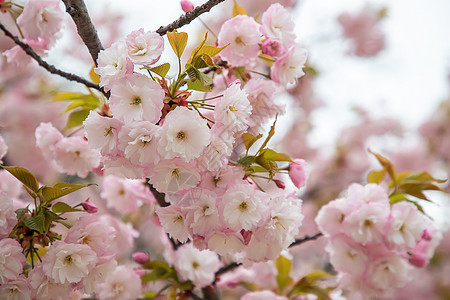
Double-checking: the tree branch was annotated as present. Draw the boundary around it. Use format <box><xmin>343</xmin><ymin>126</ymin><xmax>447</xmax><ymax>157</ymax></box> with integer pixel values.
<box><xmin>289</xmin><ymin>233</ymin><xmax>323</xmax><ymax>248</ymax></box>
<box><xmin>0</xmin><ymin>23</ymin><xmax>106</xmax><ymax>95</ymax></box>
<box><xmin>61</xmin><ymin>0</ymin><xmax>104</xmax><ymax>65</ymax></box>
<box><xmin>202</xmin><ymin>285</ymin><xmax>220</xmax><ymax>300</ymax></box>
<box><xmin>215</xmin><ymin>262</ymin><xmax>242</xmax><ymax>280</ymax></box>
<box><xmin>156</xmin><ymin>0</ymin><xmax>226</xmax><ymax>36</ymax></box>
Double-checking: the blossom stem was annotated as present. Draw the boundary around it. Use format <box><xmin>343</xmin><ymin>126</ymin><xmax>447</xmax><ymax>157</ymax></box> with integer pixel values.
<box><xmin>198</xmin><ymin>17</ymin><xmax>218</xmax><ymax>41</ymax></box>
<box><xmin>247</xmin><ymin>69</ymin><xmax>270</xmax><ymax>78</ymax></box>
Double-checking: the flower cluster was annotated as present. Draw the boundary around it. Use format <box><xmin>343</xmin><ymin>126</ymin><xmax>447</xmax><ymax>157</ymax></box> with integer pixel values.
<box><xmin>4</xmin><ymin>0</ymin><xmax>64</xmax><ymax>66</ymax></box>
<box><xmin>315</xmin><ymin>183</ymin><xmax>442</xmax><ymax>296</ymax></box>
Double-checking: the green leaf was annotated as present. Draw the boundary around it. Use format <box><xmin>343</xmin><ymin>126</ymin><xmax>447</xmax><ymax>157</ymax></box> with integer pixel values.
<box><xmin>15</xmin><ymin>207</ymin><xmax>29</xmax><ymax>222</ymax></box>
<box><xmin>187</xmin><ymin>78</ymin><xmax>212</xmax><ymax>92</ymax></box>
<box><xmin>276</xmin><ymin>255</ymin><xmax>293</xmax><ymax>293</ymax></box>
<box><xmin>41</xmin><ymin>182</ymin><xmax>94</xmax><ymax>203</ymax></box>
<box><xmin>238</xmin><ymin>155</ymin><xmax>255</xmax><ymax>168</ymax></box>
<box><xmin>255</xmin><ymin>154</ymin><xmax>278</xmax><ymax>179</ymax></box>
<box><xmin>288</xmin><ymin>271</ymin><xmax>331</xmax><ymax>299</ymax></box>
<box><xmin>52</xmin><ymin>202</ymin><xmax>83</xmax><ymax>213</ymax></box>
<box><xmin>54</xmin><ymin>92</ymin><xmax>85</xmax><ymax>101</ymax></box>
<box><xmin>142</xmin><ymin>260</ymin><xmax>176</xmax><ymax>282</ymax></box>
<box><xmin>43</xmin><ymin>208</ymin><xmax>63</xmax><ymax>232</ymax></box>
<box><xmin>232</xmin><ymin>0</ymin><xmax>247</xmax><ymax>16</ymax></box>
<box><xmin>1</xmin><ymin>165</ymin><xmax>39</xmax><ymax>192</ymax></box>
<box><xmin>64</xmin><ymin>109</ymin><xmax>91</xmax><ymax>131</ymax></box>
<box><xmin>24</xmin><ymin>213</ymin><xmax>45</xmax><ymax>234</ymax></box>
<box><xmin>233</xmin><ymin>67</ymin><xmax>249</xmax><ymax>82</ymax></box>
<box><xmin>242</xmin><ymin>133</ymin><xmax>263</xmax><ymax>151</ymax></box>
<box><xmin>369</xmin><ymin>150</ymin><xmax>396</xmax><ymax>184</ymax></box>
<box><xmin>143</xmin><ymin>63</ymin><xmax>171</xmax><ymax>78</ymax></box>
<box><xmin>258</xmin><ymin>116</ymin><xmax>277</xmax><ymax>153</ymax></box>
<box><xmin>62</xmin><ymin>95</ymin><xmax>100</xmax><ymax>113</ymax></box>
<box><xmin>262</xmin><ymin>149</ymin><xmax>294</xmax><ymax>162</ymax></box>
<box><xmin>191</xmin><ymin>53</ymin><xmax>216</xmax><ymax>69</ymax></box>
<box><xmin>167</xmin><ymin>30</ymin><xmax>188</xmax><ymax>58</ymax></box>
<box><xmin>389</xmin><ymin>193</ymin><xmax>409</xmax><ymax>204</ymax></box>
<box><xmin>367</xmin><ymin>169</ymin><xmax>386</xmax><ymax>184</ymax></box>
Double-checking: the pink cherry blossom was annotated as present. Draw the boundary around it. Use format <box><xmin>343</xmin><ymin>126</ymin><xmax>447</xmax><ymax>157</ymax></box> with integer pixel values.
<box><xmin>260</xmin><ymin>3</ymin><xmax>296</xmax><ymax>46</ymax></box>
<box><xmin>83</xmin><ymin>111</ymin><xmax>123</xmax><ymax>156</ymax></box>
<box><xmin>125</xmin><ymin>28</ymin><xmax>164</xmax><ymax>65</ymax></box>
<box><xmin>95</xmin><ymin>41</ymin><xmax>134</xmax><ymax>91</ymax></box>
<box><xmin>271</xmin><ymin>45</ymin><xmax>307</xmax><ymax>86</ymax></box>
<box><xmin>0</xmin><ymin>192</ymin><xmax>16</xmax><ymax>239</ymax></box>
<box><xmin>35</xmin><ymin>122</ymin><xmax>63</xmax><ymax>160</ymax></box>
<box><xmin>109</xmin><ymin>73</ymin><xmax>164</xmax><ymax>123</ymax></box>
<box><xmin>53</xmin><ymin>136</ymin><xmax>101</xmax><ymax>178</ymax></box>
<box><xmin>261</xmin><ymin>38</ymin><xmax>288</xmax><ymax>57</ymax></box>
<box><xmin>149</xmin><ymin>158</ymin><xmax>200</xmax><ymax>194</ymax></box>
<box><xmin>0</xmin><ymin>276</ymin><xmax>32</xmax><ymax>300</ymax></box>
<box><xmin>156</xmin><ymin>204</ymin><xmax>190</xmax><ymax>243</ymax></box>
<box><xmin>29</xmin><ymin>264</ymin><xmax>71</xmax><ymax>300</ymax></box>
<box><xmin>158</xmin><ymin>106</ymin><xmax>211</xmax><ymax>162</ymax></box>
<box><xmin>218</xmin><ymin>15</ymin><xmax>261</xmax><ymax>66</ymax></box>
<box><xmin>214</xmin><ymin>81</ymin><xmax>252</xmax><ymax>133</ymax></box>
<box><xmin>0</xmin><ymin>238</ymin><xmax>26</xmax><ymax>284</ymax></box>
<box><xmin>96</xmin><ymin>265</ymin><xmax>142</xmax><ymax>300</ymax></box>
<box><xmin>42</xmin><ymin>241</ymin><xmax>98</xmax><ymax>284</ymax></box>
<box><xmin>101</xmin><ymin>175</ymin><xmax>154</xmax><ymax>213</ymax></box>
<box><xmin>242</xmin><ymin>290</ymin><xmax>288</xmax><ymax>300</ymax></box>
<box><xmin>207</xmin><ymin>231</ymin><xmax>244</xmax><ymax>256</ymax></box>
<box><xmin>17</xmin><ymin>0</ymin><xmax>64</xmax><ymax>48</ymax></box>
<box><xmin>174</xmin><ymin>243</ymin><xmax>221</xmax><ymax>288</ymax></box>
<box><xmin>118</xmin><ymin>120</ymin><xmax>161</xmax><ymax>166</ymax></box>
<box><xmin>65</xmin><ymin>215</ymin><xmax>116</xmax><ymax>256</ymax></box>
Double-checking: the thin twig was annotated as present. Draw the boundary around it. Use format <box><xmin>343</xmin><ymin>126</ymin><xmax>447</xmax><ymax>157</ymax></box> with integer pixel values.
<box><xmin>156</xmin><ymin>0</ymin><xmax>226</xmax><ymax>36</ymax></box>
<box><xmin>61</xmin><ymin>0</ymin><xmax>104</xmax><ymax>65</ymax></box>
<box><xmin>215</xmin><ymin>262</ymin><xmax>242</xmax><ymax>279</ymax></box>
<box><xmin>289</xmin><ymin>232</ymin><xmax>323</xmax><ymax>248</ymax></box>
<box><xmin>0</xmin><ymin>23</ymin><xmax>106</xmax><ymax>96</ymax></box>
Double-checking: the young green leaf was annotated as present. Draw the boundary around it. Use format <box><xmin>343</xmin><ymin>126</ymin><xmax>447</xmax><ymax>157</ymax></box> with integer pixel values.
<box><xmin>15</xmin><ymin>207</ymin><xmax>29</xmax><ymax>222</ymax></box>
<box><xmin>1</xmin><ymin>165</ymin><xmax>39</xmax><ymax>192</ymax></box>
<box><xmin>276</xmin><ymin>255</ymin><xmax>293</xmax><ymax>293</ymax></box>
<box><xmin>41</xmin><ymin>183</ymin><xmax>94</xmax><ymax>203</ymax></box>
<box><xmin>142</xmin><ymin>63</ymin><xmax>171</xmax><ymax>78</ymax></box>
<box><xmin>89</xmin><ymin>65</ymin><xmax>100</xmax><ymax>84</ymax></box>
<box><xmin>262</xmin><ymin>149</ymin><xmax>294</xmax><ymax>162</ymax></box>
<box><xmin>52</xmin><ymin>202</ymin><xmax>83</xmax><ymax>213</ymax></box>
<box><xmin>258</xmin><ymin>116</ymin><xmax>278</xmax><ymax>153</ymax></box>
<box><xmin>367</xmin><ymin>169</ymin><xmax>386</xmax><ymax>184</ymax></box>
<box><xmin>242</xmin><ymin>133</ymin><xmax>263</xmax><ymax>151</ymax></box>
<box><xmin>23</xmin><ymin>213</ymin><xmax>45</xmax><ymax>234</ymax></box>
<box><xmin>369</xmin><ymin>150</ymin><xmax>396</xmax><ymax>184</ymax></box>
<box><xmin>167</xmin><ymin>31</ymin><xmax>188</xmax><ymax>58</ymax></box>
<box><xmin>63</xmin><ymin>109</ymin><xmax>91</xmax><ymax>131</ymax></box>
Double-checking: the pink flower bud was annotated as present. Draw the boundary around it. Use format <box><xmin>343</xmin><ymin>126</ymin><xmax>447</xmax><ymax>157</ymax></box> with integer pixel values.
<box><xmin>134</xmin><ymin>269</ymin><xmax>146</xmax><ymax>277</ymax></box>
<box><xmin>422</xmin><ymin>229</ymin><xmax>432</xmax><ymax>241</ymax></box>
<box><xmin>81</xmin><ymin>200</ymin><xmax>98</xmax><ymax>213</ymax></box>
<box><xmin>133</xmin><ymin>251</ymin><xmax>150</xmax><ymax>265</ymax></box>
<box><xmin>180</xmin><ymin>0</ymin><xmax>194</xmax><ymax>13</ymax></box>
<box><xmin>240</xmin><ymin>229</ymin><xmax>252</xmax><ymax>246</ymax></box>
<box><xmin>409</xmin><ymin>251</ymin><xmax>428</xmax><ymax>268</ymax></box>
<box><xmin>289</xmin><ymin>159</ymin><xmax>308</xmax><ymax>188</ymax></box>
<box><xmin>261</xmin><ymin>38</ymin><xmax>287</xmax><ymax>58</ymax></box>
<box><xmin>273</xmin><ymin>179</ymin><xmax>286</xmax><ymax>189</ymax></box>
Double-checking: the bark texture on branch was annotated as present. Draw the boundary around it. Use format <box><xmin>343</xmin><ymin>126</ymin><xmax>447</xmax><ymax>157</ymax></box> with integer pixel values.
<box><xmin>289</xmin><ymin>232</ymin><xmax>323</xmax><ymax>248</ymax></box>
<box><xmin>156</xmin><ymin>0</ymin><xmax>226</xmax><ymax>36</ymax></box>
<box><xmin>62</xmin><ymin>0</ymin><xmax>104</xmax><ymax>65</ymax></box>
<box><xmin>0</xmin><ymin>23</ymin><xmax>105</xmax><ymax>95</ymax></box>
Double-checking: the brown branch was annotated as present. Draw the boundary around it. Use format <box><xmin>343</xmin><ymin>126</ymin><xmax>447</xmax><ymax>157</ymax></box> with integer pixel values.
<box><xmin>62</xmin><ymin>0</ymin><xmax>104</xmax><ymax>65</ymax></box>
<box><xmin>289</xmin><ymin>232</ymin><xmax>323</xmax><ymax>248</ymax></box>
<box><xmin>0</xmin><ymin>23</ymin><xmax>106</xmax><ymax>95</ymax></box>
<box><xmin>147</xmin><ymin>182</ymin><xmax>169</xmax><ymax>207</ymax></box>
<box><xmin>202</xmin><ymin>285</ymin><xmax>219</xmax><ymax>300</ymax></box>
<box><xmin>214</xmin><ymin>262</ymin><xmax>242</xmax><ymax>281</ymax></box>
<box><xmin>156</xmin><ymin>0</ymin><xmax>226</xmax><ymax>36</ymax></box>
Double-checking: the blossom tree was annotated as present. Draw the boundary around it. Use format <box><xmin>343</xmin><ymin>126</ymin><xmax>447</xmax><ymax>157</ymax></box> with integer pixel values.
<box><xmin>0</xmin><ymin>0</ymin><xmax>448</xmax><ymax>299</ymax></box>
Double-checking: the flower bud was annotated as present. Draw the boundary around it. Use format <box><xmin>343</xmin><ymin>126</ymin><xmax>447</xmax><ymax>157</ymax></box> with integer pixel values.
<box><xmin>133</xmin><ymin>251</ymin><xmax>150</xmax><ymax>265</ymax></box>
<box><xmin>180</xmin><ymin>0</ymin><xmax>194</xmax><ymax>13</ymax></box>
<box><xmin>134</xmin><ymin>269</ymin><xmax>146</xmax><ymax>277</ymax></box>
<box><xmin>409</xmin><ymin>251</ymin><xmax>428</xmax><ymax>268</ymax></box>
<box><xmin>82</xmin><ymin>200</ymin><xmax>98</xmax><ymax>213</ymax></box>
<box><xmin>240</xmin><ymin>229</ymin><xmax>252</xmax><ymax>246</ymax></box>
<box><xmin>273</xmin><ymin>179</ymin><xmax>286</xmax><ymax>189</ymax></box>
<box><xmin>422</xmin><ymin>229</ymin><xmax>432</xmax><ymax>241</ymax></box>
<box><xmin>289</xmin><ymin>159</ymin><xmax>307</xmax><ymax>188</ymax></box>
<box><xmin>261</xmin><ymin>38</ymin><xmax>287</xmax><ymax>58</ymax></box>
